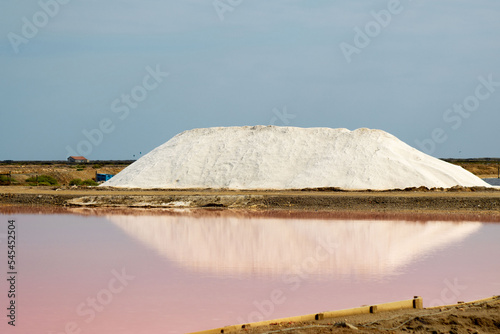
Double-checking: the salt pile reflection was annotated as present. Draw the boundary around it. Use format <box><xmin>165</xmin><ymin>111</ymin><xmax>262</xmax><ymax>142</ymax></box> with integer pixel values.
<box><xmin>108</xmin><ymin>214</ymin><xmax>481</xmax><ymax>279</ymax></box>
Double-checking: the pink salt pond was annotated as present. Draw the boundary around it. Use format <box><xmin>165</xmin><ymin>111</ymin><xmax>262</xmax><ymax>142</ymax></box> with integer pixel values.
<box><xmin>0</xmin><ymin>208</ymin><xmax>499</xmax><ymax>334</ymax></box>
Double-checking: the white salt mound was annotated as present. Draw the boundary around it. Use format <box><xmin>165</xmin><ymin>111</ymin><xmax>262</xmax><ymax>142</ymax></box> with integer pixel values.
<box><xmin>103</xmin><ymin>126</ymin><xmax>490</xmax><ymax>190</ymax></box>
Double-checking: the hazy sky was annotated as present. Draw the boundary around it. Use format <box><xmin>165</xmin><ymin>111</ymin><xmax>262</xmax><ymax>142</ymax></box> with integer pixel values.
<box><xmin>1</xmin><ymin>0</ymin><xmax>499</xmax><ymax>160</ymax></box>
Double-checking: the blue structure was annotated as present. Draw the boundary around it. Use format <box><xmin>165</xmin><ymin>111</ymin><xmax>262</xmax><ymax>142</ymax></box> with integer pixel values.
<box><xmin>96</xmin><ymin>173</ymin><xmax>114</xmax><ymax>182</ymax></box>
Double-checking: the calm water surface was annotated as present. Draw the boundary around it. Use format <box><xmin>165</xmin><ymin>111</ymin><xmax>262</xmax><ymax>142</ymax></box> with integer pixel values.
<box><xmin>0</xmin><ymin>209</ymin><xmax>499</xmax><ymax>334</ymax></box>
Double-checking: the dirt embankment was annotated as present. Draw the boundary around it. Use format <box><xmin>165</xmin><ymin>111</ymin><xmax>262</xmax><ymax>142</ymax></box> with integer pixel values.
<box><xmin>234</xmin><ymin>297</ymin><xmax>500</xmax><ymax>334</ymax></box>
<box><xmin>1</xmin><ymin>186</ymin><xmax>500</xmax><ymax>221</ymax></box>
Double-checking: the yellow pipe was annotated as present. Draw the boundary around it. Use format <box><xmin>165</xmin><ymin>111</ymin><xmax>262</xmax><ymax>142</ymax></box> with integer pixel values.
<box><xmin>190</xmin><ymin>296</ymin><xmax>423</xmax><ymax>334</ymax></box>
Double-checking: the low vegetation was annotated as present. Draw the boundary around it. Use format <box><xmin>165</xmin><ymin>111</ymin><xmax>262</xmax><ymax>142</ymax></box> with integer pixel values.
<box><xmin>69</xmin><ymin>178</ymin><xmax>98</xmax><ymax>186</ymax></box>
<box><xmin>25</xmin><ymin>175</ymin><xmax>59</xmax><ymax>186</ymax></box>
<box><xmin>82</xmin><ymin>179</ymin><xmax>99</xmax><ymax>186</ymax></box>
<box><xmin>69</xmin><ymin>178</ymin><xmax>83</xmax><ymax>186</ymax></box>
<box><xmin>0</xmin><ymin>175</ymin><xmax>12</xmax><ymax>185</ymax></box>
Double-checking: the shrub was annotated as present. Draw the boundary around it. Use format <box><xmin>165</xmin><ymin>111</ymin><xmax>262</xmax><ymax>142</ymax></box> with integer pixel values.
<box><xmin>69</xmin><ymin>178</ymin><xmax>83</xmax><ymax>186</ymax></box>
<box><xmin>92</xmin><ymin>164</ymin><xmax>104</xmax><ymax>169</ymax></box>
<box><xmin>0</xmin><ymin>175</ymin><xmax>11</xmax><ymax>185</ymax></box>
<box><xmin>82</xmin><ymin>179</ymin><xmax>98</xmax><ymax>186</ymax></box>
<box><xmin>25</xmin><ymin>175</ymin><xmax>58</xmax><ymax>186</ymax></box>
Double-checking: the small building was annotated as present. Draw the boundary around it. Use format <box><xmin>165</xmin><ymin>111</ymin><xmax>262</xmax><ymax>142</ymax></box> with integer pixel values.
<box><xmin>68</xmin><ymin>156</ymin><xmax>89</xmax><ymax>163</ymax></box>
<box><xmin>96</xmin><ymin>173</ymin><xmax>114</xmax><ymax>182</ymax></box>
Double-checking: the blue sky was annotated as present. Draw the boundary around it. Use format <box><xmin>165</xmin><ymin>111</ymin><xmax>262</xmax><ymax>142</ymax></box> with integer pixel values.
<box><xmin>1</xmin><ymin>0</ymin><xmax>499</xmax><ymax>160</ymax></box>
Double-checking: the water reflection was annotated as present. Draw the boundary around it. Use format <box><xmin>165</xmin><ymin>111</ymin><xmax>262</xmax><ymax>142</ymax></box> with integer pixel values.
<box><xmin>108</xmin><ymin>215</ymin><xmax>481</xmax><ymax>279</ymax></box>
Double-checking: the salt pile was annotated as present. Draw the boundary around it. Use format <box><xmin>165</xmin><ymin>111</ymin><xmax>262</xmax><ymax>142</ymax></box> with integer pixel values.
<box><xmin>103</xmin><ymin>126</ymin><xmax>490</xmax><ymax>190</ymax></box>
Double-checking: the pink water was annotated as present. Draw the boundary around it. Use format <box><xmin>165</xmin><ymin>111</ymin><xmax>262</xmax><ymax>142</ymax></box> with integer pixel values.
<box><xmin>0</xmin><ymin>209</ymin><xmax>499</xmax><ymax>333</ymax></box>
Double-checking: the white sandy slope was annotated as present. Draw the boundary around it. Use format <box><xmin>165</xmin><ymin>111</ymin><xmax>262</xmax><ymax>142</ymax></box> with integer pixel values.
<box><xmin>103</xmin><ymin>126</ymin><xmax>490</xmax><ymax>190</ymax></box>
